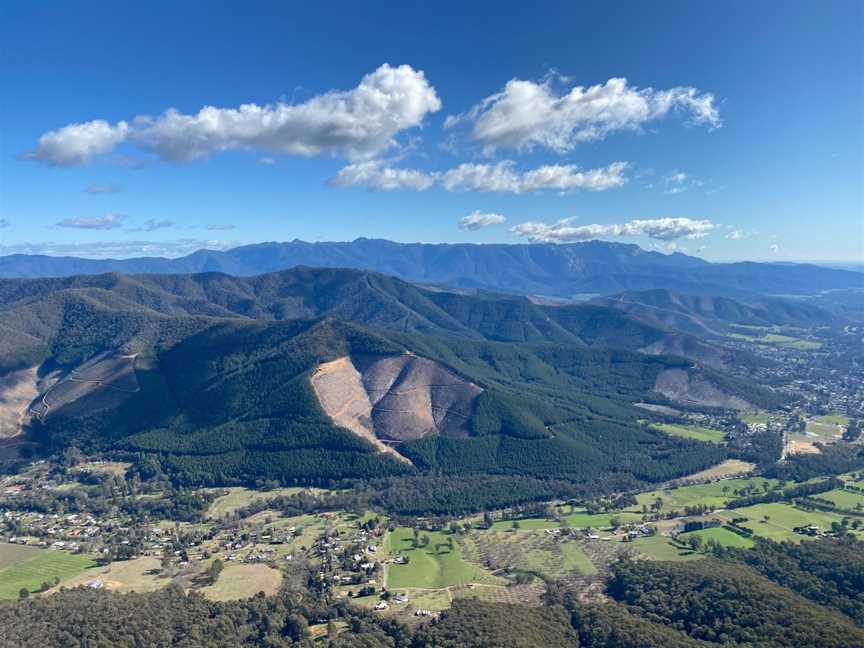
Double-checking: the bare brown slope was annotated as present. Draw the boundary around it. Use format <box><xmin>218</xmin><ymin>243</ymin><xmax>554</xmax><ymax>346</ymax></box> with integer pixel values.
<box><xmin>311</xmin><ymin>353</ymin><xmax>482</xmax><ymax>458</ymax></box>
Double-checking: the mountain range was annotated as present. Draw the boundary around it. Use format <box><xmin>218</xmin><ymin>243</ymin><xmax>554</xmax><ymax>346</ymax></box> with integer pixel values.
<box><xmin>1</xmin><ymin>239</ymin><xmax>860</xmax><ymax>298</ymax></box>
<box><xmin>0</xmin><ymin>266</ymin><xmax>780</xmax><ymax>488</ymax></box>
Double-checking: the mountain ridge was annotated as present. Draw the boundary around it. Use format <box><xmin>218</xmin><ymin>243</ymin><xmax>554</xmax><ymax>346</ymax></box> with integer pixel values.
<box><xmin>1</xmin><ymin>239</ymin><xmax>859</xmax><ymax>298</ymax></box>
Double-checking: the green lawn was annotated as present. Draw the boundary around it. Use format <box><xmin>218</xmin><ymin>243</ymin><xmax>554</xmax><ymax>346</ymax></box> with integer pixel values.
<box><xmin>387</xmin><ymin>528</ymin><xmax>492</xmax><ymax>589</ymax></box>
<box><xmin>718</xmin><ymin>503</ymin><xmax>851</xmax><ymax>543</ymax></box>
<box><xmin>0</xmin><ymin>549</ymin><xmax>95</xmax><ymax>598</ymax></box>
<box><xmin>679</xmin><ymin>525</ymin><xmax>754</xmax><ymax>549</ymax></box>
<box><xmin>651</xmin><ymin>423</ymin><xmax>726</xmax><ymax>444</ymax></box>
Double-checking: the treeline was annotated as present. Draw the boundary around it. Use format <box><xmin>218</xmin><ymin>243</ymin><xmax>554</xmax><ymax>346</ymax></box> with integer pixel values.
<box><xmin>765</xmin><ymin>443</ymin><xmax>864</xmax><ymax>481</ymax></box>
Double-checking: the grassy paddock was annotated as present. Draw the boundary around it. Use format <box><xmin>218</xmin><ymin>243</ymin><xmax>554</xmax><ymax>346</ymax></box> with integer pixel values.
<box><xmin>0</xmin><ymin>549</ymin><xmax>95</xmax><ymax>598</ymax></box>
<box><xmin>199</xmin><ymin>563</ymin><xmax>283</xmax><ymax>601</ymax></box>
<box><xmin>679</xmin><ymin>525</ymin><xmax>754</xmax><ymax>549</ymax></box>
<box><xmin>387</xmin><ymin>528</ymin><xmax>494</xmax><ymax>590</ymax></box>
<box><xmin>651</xmin><ymin>423</ymin><xmax>726</xmax><ymax>444</ymax></box>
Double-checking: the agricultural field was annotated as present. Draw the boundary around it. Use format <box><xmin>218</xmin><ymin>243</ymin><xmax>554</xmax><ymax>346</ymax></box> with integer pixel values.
<box><xmin>563</xmin><ymin>509</ymin><xmax>643</xmax><ymax>529</ymax></box>
<box><xmin>57</xmin><ymin>557</ymin><xmax>164</xmax><ymax>593</ymax></box>
<box><xmin>717</xmin><ymin>503</ymin><xmax>856</xmax><ymax>543</ymax></box>
<box><xmin>490</xmin><ymin>517</ymin><xmax>559</xmax><ymax>531</ymax></box>
<box><xmin>199</xmin><ymin>563</ymin><xmax>283</xmax><ymax>601</ymax></box>
<box><xmin>464</xmin><ymin>529</ymin><xmax>596</xmax><ymax>580</ymax></box>
<box><xmin>630</xmin><ymin>534</ymin><xmax>701</xmax><ymax>562</ymax></box>
<box><xmin>651</xmin><ymin>422</ymin><xmax>726</xmax><ymax>444</ymax></box>
<box><xmin>634</xmin><ymin>477</ymin><xmax>779</xmax><ymax>512</ymax></box>
<box><xmin>0</xmin><ymin>542</ymin><xmax>39</xmax><ymax>570</ymax></box>
<box><xmin>387</xmin><ymin>528</ymin><xmax>496</xmax><ymax>590</ymax></box>
<box><xmin>806</xmin><ymin>414</ymin><xmax>850</xmax><ymax>439</ymax></box>
<box><xmin>0</xmin><ymin>548</ymin><xmax>95</xmax><ymax>598</ymax></box>
<box><xmin>680</xmin><ymin>459</ymin><xmax>755</xmax><ymax>481</ymax></box>
<box><xmin>819</xmin><ymin>488</ymin><xmax>864</xmax><ymax>510</ymax></box>
<box><xmin>206</xmin><ymin>486</ymin><xmax>319</xmax><ymax>518</ymax></box>
<box><xmin>741</xmin><ymin>411</ymin><xmax>771</xmax><ymax>426</ymax></box>
<box><xmin>678</xmin><ymin>525</ymin><xmax>754</xmax><ymax>549</ymax></box>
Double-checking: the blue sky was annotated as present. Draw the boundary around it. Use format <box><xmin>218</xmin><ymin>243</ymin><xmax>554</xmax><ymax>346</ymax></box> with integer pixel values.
<box><xmin>1</xmin><ymin>0</ymin><xmax>861</xmax><ymax>262</ymax></box>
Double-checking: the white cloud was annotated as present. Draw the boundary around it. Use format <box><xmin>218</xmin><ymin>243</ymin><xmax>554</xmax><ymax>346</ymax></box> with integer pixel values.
<box><xmin>510</xmin><ymin>217</ymin><xmax>715</xmax><ymax>243</ymax></box>
<box><xmin>770</xmin><ymin>243</ymin><xmax>780</xmax><ymax>254</ymax></box>
<box><xmin>726</xmin><ymin>229</ymin><xmax>745</xmax><ymax>240</ymax></box>
<box><xmin>56</xmin><ymin>213</ymin><xmax>127</xmax><ymax>230</ymax></box>
<box><xmin>134</xmin><ymin>64</ymin><xmax>440</xmax><ymax>162</ymax></box>
<box><xmin>328</xmin><ymin>160</ymin><xmax>436</xmax><ymax>191</ymax></box>
<box><xmin>23</xmin><ymin>64</ymin><xmax>441</xmax><ymax>165</ymax></box>
<box><xmin>442</xmin><ymin>160</ymin><xmax>628</xmax><ymax>193</ymax></box>
<box><xmin>84</xmin><ymin>182</ymin><xmax>124</xmax><ymax>195</ymax></box>
<box><xmin>0</xmin><ymin>239</ymin><xmax>237</xmax><ymax>259</ymax></box>
<box><xmin>447</xmin><ymin>76</ymin><xmax>720</xmax><ymax>153</ymax></box>
<box><xmin>207</xmin><ymin>223</ymin><xmax>236</xmax><ymax>231</ymax></box>
<box><xmin>330</xmin><ymin>159</ymin><xmax>628</xmax><ymax>193</ymax></box>
<box><xmin>22</xmin><ymin>120</ymin><xmax>130</xmax><ymax>166</ymax></box>
<box><xmin>458</xmin><ymin>211</ymin><xmax>506</xmax><ymax>231</ymax></box>
<box><xmin>257</xmin><ymin>156</ymin><xmax>277</xmax><ymax>165</ymax></box>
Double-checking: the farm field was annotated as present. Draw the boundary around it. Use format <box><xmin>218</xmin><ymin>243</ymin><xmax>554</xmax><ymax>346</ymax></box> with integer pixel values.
<box><xmin>651</xmin><ymin>422</ymin><xmax>726</xmax><ymax>444</ymax></box>
<box><xmin>806</xmin><ymin>415</ymin><xmax>849</xmax><ymax>438</ymax></box>
<box><xmin>0</xmin><ymin>549</ymin><xmax>95</xmax><ymax>598</ymax></box>
<box><xmin>387</xmin><ymin>528</ymin><xmax>495</xmax><ymax>590</ymax></box>
<box><xmin>634</xmin><ymin>477</ymin><xmax>779</xmax><ymax>512</ymax></box>
<box><xmin>57</xmin><ymin>557</ymin><xmax>164</xmax><ymax>593</ymax></box>
<box><xmin>199</xmin><ymin>563</ymin><xmax>283</xmax><ymax>601</ymax></box>
<box><xmin>631</xmin><ymin>535</ymin><xmax>701</xmax><ymax>562</ymax></box>
<box><xmin>681</xmin><ymin>459</ymin><xmax>755</xmax><ymax>481</ymax></box>
<box><xmin>0</xmin><ymin>542</ymin><xmax>39</xmax><ymax>570</ymax></box>
<box><xmin>463</xmin><ymin>530</ymin><xmax>596</xmax><ymax>580</ymax></box>
<box><xmin>742</xmin><ymin>411</ymin><xmax>771</xmax><ymax>426</ymax></box>
<box><xmin>819</xmin><ymin>488</ymin><xmax>864</xmax><ymax>510</ymax></box>
<box><xmin>717</xmin><ymin>503</ymin><xmax>853</xmax><ymax>543</ymax></box>
<box><xmin>563</xmin><ymin>509</ymin><xmax>643</xmax><ymax>529</ymax></box>
<box><xmin>206</xmin><ymin>486</ymin><xmax>319</xmax><ymax>518</ymax></box>
<box><xmin>490</xmin><ymin>517</ymin><xmax>558</xmax><ymax>531</ymax></box>
<box><xmin>679</xmin><ymin>525</ymin><xmax>754</xmax><ymax>549</ymax></box>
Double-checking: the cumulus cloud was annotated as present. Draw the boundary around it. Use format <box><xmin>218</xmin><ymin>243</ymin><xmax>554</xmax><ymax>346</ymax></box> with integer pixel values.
<box><xmin>330</xmin><ymin>160</ymin><xmax>627</xmax><ymax>193</ymax></box>
<box><xmin>458</xmin><ymin>211</ymin><xmax>506</xmax><ymax>231</ymax></box>
<box><xmin>442</xmin><ymin>160</ymin><xmax>628</xmax><ymax>193</ymax></box>
<box><xmin>23</xmin><ymin>64</ymin><xmax>441</xmax><ymax>166</ymax></box>
<box><xmin>510</xmin><ymin>217</ymin><xmax>715</xmax><ymax>243</ymax></box>
<box><xmin>22</xmin><ymin>120</ymin><xmax>130</xmax><ymax>166</ymax></box>
<box><xmin>770</xmin><ymin>243</ymin><xmax>780</xmax><ymax>254</ymax></box>
<box><xmin>0</xmin><ymin>239</ymin><xmax>237</xmax><ymax>259</ymax></box>
<box><xmin>328</xmin><ymin>160</ymin><xmax>436</xmax><ymax>191</ymax></box>
<box><xmin>84</xmin><ymin>182</ymin><xmax>124</xmax><ymax>195</ymax></box>
<box><xmin>726</xmin><ymin>229</ymin><xmax>745</xmax><ymax>240</ymax></box>
<box><xmin>446</xmin><ymin>76</ymin><xmax>720</xmax><ymax>153</ymax></box>
<box><xmin>207</xmin><ymin>223</ymin><xmax>236</xmax><ymax>231</ymax></box>
<box><xmin>56</xmin><ymin>213</ymin><xmax>127</xmax><ymax>230</ymax></box>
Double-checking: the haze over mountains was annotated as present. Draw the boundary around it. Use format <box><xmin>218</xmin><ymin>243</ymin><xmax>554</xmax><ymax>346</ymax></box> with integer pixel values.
<box><xmin>1</xmin><ymin>239</ymin><xmax>860</xmax><ymax>299</ymax></box>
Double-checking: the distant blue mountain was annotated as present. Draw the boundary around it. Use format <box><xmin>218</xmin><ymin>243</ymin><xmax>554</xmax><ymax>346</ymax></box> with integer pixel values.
<box><xmin>0</xmin><ymin>238</ymin><xmax>860</xmax><ymax>297</ymax></box>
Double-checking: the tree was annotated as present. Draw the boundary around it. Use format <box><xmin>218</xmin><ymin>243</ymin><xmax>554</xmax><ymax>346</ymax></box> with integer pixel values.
<box><xmin>609</xmin><ymin>516</ymin><xmax>622</xmax><ymax>530</ymax></box>
<box><xmin>18</xmin><ymin>588</ymin><xmax>29</xmax><ymax>599</ymax></box>
<box><xmin>687</xmin><ymin>535</ymin><xmax>702</xmax><ymax>552</ymax></box>
<box><xmin>207</xmin><ymin>558</ymin><xmax>224</xmax><ymax>585</ymax></box>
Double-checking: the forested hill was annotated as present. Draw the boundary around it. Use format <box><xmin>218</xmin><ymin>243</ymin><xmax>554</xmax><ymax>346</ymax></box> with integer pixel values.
<box><xmin>1</xmin><ymin>238</ymin><xmax>860</xmax><ymax>297</ymax></box>
<box><xmin>0</xmin><ymin>266</ymin><xmax>743</xmax><ymax>372</ymax></box>
<box><xmin>590</xmin><ymin>288</ymin><xmax>840</xmax><ymax>337</ymax></box>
